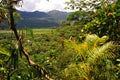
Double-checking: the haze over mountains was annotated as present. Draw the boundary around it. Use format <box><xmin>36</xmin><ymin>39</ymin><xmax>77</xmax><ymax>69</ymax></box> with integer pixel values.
<box><xmin>16</xmin><ymin>10</ymin><xmax>70</xmax><ymax>28</ymax></box>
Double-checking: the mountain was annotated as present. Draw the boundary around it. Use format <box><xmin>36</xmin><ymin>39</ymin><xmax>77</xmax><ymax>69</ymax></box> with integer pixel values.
<box><xmin>16</xmin><ymin>10</ymin><xmax>69</xmax><ymax>28</ymax></box>
<box><xmin>18</xmin><ymin>11</ymin><xmax>50</xmax><ymax>18</ymax></box>
<box><xmin>47</xmin><ymin>10</ymin><xmax>69</xmax><ymax>21</ymax></box>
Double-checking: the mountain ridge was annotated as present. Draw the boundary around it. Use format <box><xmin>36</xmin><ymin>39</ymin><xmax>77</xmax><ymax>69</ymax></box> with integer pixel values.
<box><xmin>16</xmin><ymin>10</ymin><xmax>69</xmax><ymax>28</ymax></box>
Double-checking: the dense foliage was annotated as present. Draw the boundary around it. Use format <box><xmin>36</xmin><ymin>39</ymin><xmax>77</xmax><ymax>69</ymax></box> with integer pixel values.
<box><xmin>85</xmin><ymin>1</ymin><xmax>120</xmax><ymax>41</ymax></box>
<box><xmin>0</xmin><ymin>0</ymin><xmax>120</xmax><ymax>80</ymax></box>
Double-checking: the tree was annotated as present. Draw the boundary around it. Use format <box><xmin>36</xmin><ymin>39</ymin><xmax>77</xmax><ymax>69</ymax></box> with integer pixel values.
<box><xmin>0</xmin><ymin>0</ymin><xmax>53</xmax><ymax>79</ymax></box>
<box><xmin>65</xmin><ymin>0</ymin><xmax>120</xmax><ymax>41</ymax></box>
<box><xmin>65</xmin><ymin>0</ymin><xmax>117</xmax><ymax>11</ymax></box>
<box><xmin>85</xmin><ymin>0</ymin><xmax>120</xmax><ymax>41</ymax></box>
<box><xmin>67</xmin><ymin>10</ymin><xmax>93</xmax><ymax>25</ymax></box>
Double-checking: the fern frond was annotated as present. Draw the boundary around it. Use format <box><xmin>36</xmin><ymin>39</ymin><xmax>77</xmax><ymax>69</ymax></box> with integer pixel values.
<box><xmin>87</xmin><ymin>42</ymin><xmax>113</xmax><ymax>64</ymax></box>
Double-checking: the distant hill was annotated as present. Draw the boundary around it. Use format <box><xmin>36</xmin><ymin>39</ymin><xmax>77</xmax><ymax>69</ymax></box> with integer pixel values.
<box><xmin>18</xmin><ymin>11</ymin><xmax>50</xmax><ymax>18</ymax></box>
<box><xmin>16</xmin><ymin>10</ymin><xmax>70</xmax><ymax>28</ymax></box>
<box><xmin>47</xmin><ymin>10</ymin><xmax>69</xmax><ymax>21</ymax></box>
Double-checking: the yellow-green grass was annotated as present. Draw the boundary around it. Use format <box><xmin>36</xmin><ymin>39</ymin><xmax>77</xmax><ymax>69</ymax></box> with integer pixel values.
<box><xmin>0</xmin><ymin>30</ymin><xmax>12</xmax><ymax>33</ymax></box>
<box><xmin>32</xmin><ymin>28</ymin><xmax>55</xmax><ymax>34</ymax></box>
<box><xmin>0</xmin><ymin>28</ymin><xmax>55</xmax><ymax>34</ymax></box>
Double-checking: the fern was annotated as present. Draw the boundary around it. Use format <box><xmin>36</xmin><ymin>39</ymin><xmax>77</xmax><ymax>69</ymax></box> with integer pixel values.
<box><xmin>63</xmin><ymin>34</ymin><xmax>116</xmax><ymax>80</ymax></box>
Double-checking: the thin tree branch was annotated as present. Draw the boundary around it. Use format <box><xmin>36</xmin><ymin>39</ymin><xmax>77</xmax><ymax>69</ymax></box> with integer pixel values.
<box><xmin>8</xmin><ymin>1</ymin><xmax>53</xmax><ymax>80</ymax></box>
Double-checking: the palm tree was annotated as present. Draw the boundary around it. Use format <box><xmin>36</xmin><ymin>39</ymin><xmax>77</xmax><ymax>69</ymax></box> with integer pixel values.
<box><xmin>63</xmin><ymin>34</ymin><xmax>117</xmax><ymax>80</ymax></box>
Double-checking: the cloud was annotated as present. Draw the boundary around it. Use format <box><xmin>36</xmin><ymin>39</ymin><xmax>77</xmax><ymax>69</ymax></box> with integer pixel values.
<box><xmin>16</xmin><ymin>0</ymin><xmax>39</xmax><ymax>11</ymax></box>
<box><xmin>16</xmin><ymin>0</ymin><xmax>71</xmax><ymax>12</ymax></box>
<box><xmin>35</xmin><ymin>1</ymin><xmax>54</xmax><ymax>11</ymax></box>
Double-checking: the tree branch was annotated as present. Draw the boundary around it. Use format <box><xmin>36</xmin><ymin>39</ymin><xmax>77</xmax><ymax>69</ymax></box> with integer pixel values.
<box><xmin>8</xmin><ymin>1</ymin><xmax>53</xmax><ymax>80</ymax></box>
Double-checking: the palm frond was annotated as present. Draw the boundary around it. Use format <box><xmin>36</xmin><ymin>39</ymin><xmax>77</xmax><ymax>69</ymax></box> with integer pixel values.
<box><xmin>87</xmin><ymin>42</ymin><xmax>114</xmax><ymax>64</ymax></box>
<box><xmin>63</xmin><ymin>34</ymin><xmax>116</xmax><ymax>79</ymax></box>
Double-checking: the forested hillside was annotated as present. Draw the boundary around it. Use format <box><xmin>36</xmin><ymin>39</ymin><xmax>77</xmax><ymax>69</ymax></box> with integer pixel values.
<box><xmin>16</xmin><ymin>10</ymin><xmax>69</xmax><ymax>28</ymax></box>
<box><xmin>48</xmin><ymin>10</ymin><xmax>70</xmax><ymax>21</ymax></box>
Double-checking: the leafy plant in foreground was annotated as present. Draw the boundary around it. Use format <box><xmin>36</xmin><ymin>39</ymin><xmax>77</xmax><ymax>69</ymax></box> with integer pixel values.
<box><xmin>62</xmin><ymin>34</ymin><xmax>117</xmax><ymax>80</ymax></box>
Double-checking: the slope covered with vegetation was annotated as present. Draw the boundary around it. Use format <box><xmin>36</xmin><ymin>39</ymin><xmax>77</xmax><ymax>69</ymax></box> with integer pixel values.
<box><xmin>16</xmin><ymin>10</ymin><xmax>69</xmax><ymax>28</ymax></box>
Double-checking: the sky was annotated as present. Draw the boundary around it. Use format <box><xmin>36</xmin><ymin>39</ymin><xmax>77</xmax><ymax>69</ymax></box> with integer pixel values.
<box><xmin>16</xmin><ymin>0</ymin><xmax>72</xmax><ymax>12</ymax></box>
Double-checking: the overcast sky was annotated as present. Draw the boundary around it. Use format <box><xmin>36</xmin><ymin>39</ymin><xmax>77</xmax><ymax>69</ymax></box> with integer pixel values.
<box><xmin>16</xmin><ymin>0</ymin><xmax>72</xmax><ymax>12</ymax></box>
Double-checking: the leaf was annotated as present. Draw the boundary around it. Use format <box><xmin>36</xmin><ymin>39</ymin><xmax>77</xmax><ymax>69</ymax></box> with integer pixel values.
<box><xmin>116</xmin><ymin>59</ymin><xmax>120</xmax><ymax>62</ymax></box>
<box><xmin>0</xmin><ymin>47</ymin><xmax>10</xmax><ymax>56</ymax></box>
<box><xmin>26</xmin><ymin>28</ymin><xmax>34</xmax><ymax>39</ymax></box>
<box><xmin>87</xmin><ymin>42</ymin><xmax>113</xmax><ymax>64</ymax></box>
<box><xmin>0</xmin><ymin>67</ymin><xmax>6</xmax><ymax>71</ymax></box>
<box><xmin>13</xmin><ymin>12</ymin><xmax>21</xmax><ymax>22</ymax></box>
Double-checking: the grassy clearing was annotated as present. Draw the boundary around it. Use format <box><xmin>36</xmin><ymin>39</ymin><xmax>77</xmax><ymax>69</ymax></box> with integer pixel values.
<box><xmin>0</xmin><ymin>28</ymin><xmax>55</xmax><ymax>34</ymax></box>
<box><xmin>32</xmin><ymin>28</ymin><xmax>55</xmax><ymax>34</ymax></box>
<box><xmin>0</xmin><ymin>30</ymin><xmax>12</xmax><ymax>33</ymax></box>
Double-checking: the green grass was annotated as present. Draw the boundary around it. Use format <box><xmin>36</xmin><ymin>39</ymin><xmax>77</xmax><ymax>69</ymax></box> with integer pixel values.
<box><xmin>32</xmin><ymin>28</ymin><xmax>55</xmax><ymax>34</ymax></box>
<box><xmin>0</xmin><ymin>28</ymin><xmax>55</xmax><ymax>34</ymax></box>
<box><xmin>0</xmin><ymin>30</ymin><xmax>12</xmax><ymax>33</ymax></box>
